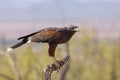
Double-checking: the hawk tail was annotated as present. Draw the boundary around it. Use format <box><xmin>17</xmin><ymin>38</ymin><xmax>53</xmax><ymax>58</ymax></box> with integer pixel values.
<box><xmin>7</xmin><ymin>38</ymin><xmax>28</xmax><ymax>52</ymax></box>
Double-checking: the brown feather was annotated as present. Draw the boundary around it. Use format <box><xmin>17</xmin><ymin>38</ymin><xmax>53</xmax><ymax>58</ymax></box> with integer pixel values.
<box><xmin>48</xmin><ymin>44</ymin><xmax>57</xmax><ymax>57</ymax></box>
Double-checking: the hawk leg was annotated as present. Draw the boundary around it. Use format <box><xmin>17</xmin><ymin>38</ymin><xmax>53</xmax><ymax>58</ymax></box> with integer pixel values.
<box><xmin>49</xmin><ymin>44</ymin><xmax>61</xmax><ymax>71</ymax></box>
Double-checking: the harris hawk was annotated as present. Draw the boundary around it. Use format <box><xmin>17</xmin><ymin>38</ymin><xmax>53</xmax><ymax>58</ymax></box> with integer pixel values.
<box><xmin>7</xmin><ymin>25</ymin><xmax>79</xmax><ymax>66</ymax></box>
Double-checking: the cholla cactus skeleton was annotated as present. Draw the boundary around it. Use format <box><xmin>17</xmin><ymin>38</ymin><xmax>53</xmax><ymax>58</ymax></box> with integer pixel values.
<box><xmin>43</xmin><ymin>56</ymin><xmax>70</xmax><ymax>80</ymax></box>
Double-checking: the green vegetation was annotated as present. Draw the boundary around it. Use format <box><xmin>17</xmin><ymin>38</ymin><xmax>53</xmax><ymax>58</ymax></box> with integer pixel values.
<box><xmin>0</xmin><ymin>28</ymin><xmax>120</xmax><ymax>80</ymax></box>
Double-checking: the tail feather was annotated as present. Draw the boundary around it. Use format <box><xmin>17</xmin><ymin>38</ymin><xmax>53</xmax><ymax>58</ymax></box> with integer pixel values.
<box><xmin>11</xmin><ymin>41</ymin><xmax>25</xmax><ymax>49</ymax></box>
<box><xmin>7</xmin><ymin>42</ymin><xmax>25</xmax><ymax>52</ymax></box>
<box><xmin>7</xmin><ymin>38</ymin><xmax>28</xmax><ymax>52</ymax></box>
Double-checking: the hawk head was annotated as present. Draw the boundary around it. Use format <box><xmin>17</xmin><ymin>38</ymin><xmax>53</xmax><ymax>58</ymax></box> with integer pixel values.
<box><xmin>65</xmin><ymin>25</ymin><xmax>79</xmax><ymax>32</ymax></box>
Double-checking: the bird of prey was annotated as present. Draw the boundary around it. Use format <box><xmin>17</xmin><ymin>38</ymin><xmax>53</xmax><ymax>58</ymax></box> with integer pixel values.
<box><xmin>7</xmin><ymin>25</ymin><xmax>79</xmax><ymax>67</ymax></box>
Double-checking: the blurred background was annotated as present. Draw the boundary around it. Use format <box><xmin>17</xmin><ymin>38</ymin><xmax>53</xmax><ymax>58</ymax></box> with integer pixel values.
<box><xmin>0</xmin><ymin>0</ymin><xmax>120</xmax><ymax>80</ymax></box>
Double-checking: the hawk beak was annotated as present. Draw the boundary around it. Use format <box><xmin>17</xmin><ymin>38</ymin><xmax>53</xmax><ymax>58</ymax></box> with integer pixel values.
<box><xmin>74</xmin><ymin>27</ymin><xmax>80</xmax><ymax>32</ymax></box>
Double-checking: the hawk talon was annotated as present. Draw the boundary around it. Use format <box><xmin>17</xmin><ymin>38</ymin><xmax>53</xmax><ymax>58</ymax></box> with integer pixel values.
<box><xmin>53</xmin><ymin>58</ymin><xmax>63</xmax><ymax>72</ymax></box>
<box><xmin>54</xmin><ymin>61</ymin><xmax>61</xmax><ymax>72</ymax></box>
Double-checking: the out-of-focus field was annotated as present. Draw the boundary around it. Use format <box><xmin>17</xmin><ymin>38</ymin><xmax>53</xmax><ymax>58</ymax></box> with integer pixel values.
<box><xmin>0</xmin><ymin>27</ymin><xmax>120</xmax><ymax>80</ymax></box>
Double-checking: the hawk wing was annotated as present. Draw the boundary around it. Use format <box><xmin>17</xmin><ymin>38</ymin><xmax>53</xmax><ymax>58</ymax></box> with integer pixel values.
<box><xmin>30</xmin><ymin>29</ymin><xmax>60</xmax><ymax>43</ymax></box>
<box><xmin>17</xmin><ymin>31</ymin><xmax>41</xmax><ymax>40</ymax></box>
<box><xmin>17</xmin><ymin>27</ymin><xmax>61</xmax><ymax>41</ymax></box>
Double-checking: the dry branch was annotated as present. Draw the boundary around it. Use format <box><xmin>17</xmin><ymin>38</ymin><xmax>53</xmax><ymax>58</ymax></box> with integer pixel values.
<box><xmin>57</xmin><ymin>42</ymin><xmax>70</xmax><ymax>80</ymax></box>
<box><xmin>43</xmin><ymin>56</ymin><xmax>70</xmax><ymax>80</ymax></box>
